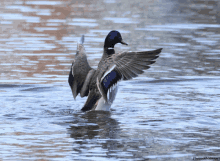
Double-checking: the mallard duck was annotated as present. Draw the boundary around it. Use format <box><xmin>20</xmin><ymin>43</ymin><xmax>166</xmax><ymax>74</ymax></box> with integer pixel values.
<box><xmin>68</xmin><ymin>30</ymin><xmax>162</xmax><ymax>112</ymax></box>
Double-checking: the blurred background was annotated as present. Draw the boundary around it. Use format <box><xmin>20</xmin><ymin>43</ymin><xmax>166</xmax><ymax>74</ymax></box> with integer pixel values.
<box><xmin>1</xmin><ymin>0</ymin><xmax>220</xmax><ymax>160</ymax></box>
<box><xmin>1</xmin><ymin>0</ymin><xmax>220</xmax><ymax>83</ymax></box>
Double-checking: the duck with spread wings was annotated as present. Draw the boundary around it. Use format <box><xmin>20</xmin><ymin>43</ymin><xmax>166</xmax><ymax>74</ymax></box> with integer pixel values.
<box><xmin>68</xmin><ymin>30</ymin><xmax>162</xmax><ymax>112</ymax></box>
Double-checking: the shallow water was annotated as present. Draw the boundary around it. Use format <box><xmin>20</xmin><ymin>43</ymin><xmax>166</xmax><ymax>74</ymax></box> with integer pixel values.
<box><xmin>1</xmin><ymin>0</ymin><xmax>220</xmax><ymax>160</ymax></box>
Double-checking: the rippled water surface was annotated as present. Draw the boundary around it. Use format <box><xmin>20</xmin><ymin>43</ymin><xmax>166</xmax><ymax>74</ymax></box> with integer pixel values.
<box><xmin>1</xmin><ymin>0</ymin><xmax>220</xmax><ymax>160</ymax></box>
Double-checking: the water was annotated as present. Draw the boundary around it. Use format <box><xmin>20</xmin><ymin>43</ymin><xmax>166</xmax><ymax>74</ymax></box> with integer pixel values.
<box><xmin>1</xmin><ymin>0</ymin><xmax>220</xmax><ymax>160</ymax></box>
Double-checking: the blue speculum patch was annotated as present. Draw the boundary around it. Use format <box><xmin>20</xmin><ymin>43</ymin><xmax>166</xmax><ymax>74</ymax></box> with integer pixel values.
<box><xmin>101</xmin><ymin>70</ymin><xmax>121</xmax><ymax>94</ymax></box>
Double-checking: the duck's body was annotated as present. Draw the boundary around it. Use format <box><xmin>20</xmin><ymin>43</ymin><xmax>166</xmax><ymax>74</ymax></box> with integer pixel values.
<box><xmin>68</xmin><ymin>31</ymin><xmax>162</xmax><ymax>112</ymax></box>
<box><xmin>81</xmin><ymin>48</ymin><xmax>119</xmax><ymax>111</ymax></box>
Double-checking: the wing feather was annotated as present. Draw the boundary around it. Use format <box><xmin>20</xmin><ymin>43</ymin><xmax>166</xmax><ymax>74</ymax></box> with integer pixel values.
<box><xmin>112</xmin><ymin>48</ymin><xmax>162</xmax><ymax>80</ymax></box>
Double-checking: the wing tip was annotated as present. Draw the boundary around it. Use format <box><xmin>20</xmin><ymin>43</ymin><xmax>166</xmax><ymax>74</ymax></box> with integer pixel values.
<box><xmin>77</xmin><ymin>35</ymin><xmax>85</xmax><ymax>52</ymax></box>
<box><xmin>156</xmin><ymin>48</ymin><xmax>163</xmax><ymax>54</ymax></box>
<box><xmin>73</xmin><ymin>89</ymin><xmax>77</xmax><ymax>100</ymax></box>
<box><xmin>79</xmin><ymin>35</ymin><xmax>84</xmax><ymax>45</ymax></box>
<box><xmin>151</xmin><ymin>55</ymin><xmax>159</xmax><ymax>60</ymax></box>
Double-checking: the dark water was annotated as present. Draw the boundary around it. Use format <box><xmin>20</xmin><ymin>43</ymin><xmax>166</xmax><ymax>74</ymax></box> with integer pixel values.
<box><xmin>1</xmin><ymin>0</ymin><xmax>220</xmax><ymax>160</ymax></box>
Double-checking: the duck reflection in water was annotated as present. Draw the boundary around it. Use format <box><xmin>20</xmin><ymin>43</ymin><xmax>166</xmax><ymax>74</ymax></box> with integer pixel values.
<box><xmin>67</xmin><ymin>111</ymin><xmax>120</xmax><ymax>139</ymax></box>
<box><xmin>67</xmin><ymin>111</ymin><xmax>121</xmax><ymax>154</ymax></box>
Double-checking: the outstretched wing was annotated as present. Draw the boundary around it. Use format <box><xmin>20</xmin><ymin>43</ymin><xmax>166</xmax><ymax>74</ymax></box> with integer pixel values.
<box><xmin>98</xmin><ymin>48</ymin><xmax>163</xmax><ymax>103</ymax></box>
<box><xmin>112</xmin><ymin>48</ymin><xmax>162</xmax><ymax>80</ymax></box>
<box><xmin>68</xmin><ymin>35</ymin><xmax>95</xmax><ymax>99</ymax></box>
